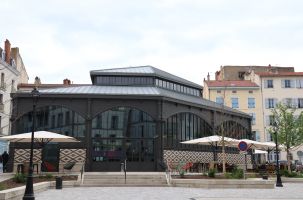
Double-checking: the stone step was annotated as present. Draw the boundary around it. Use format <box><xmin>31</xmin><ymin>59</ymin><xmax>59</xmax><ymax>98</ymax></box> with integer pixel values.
<box><xmin>83</xmin><ymin>178</ymin><xmax>166</xmax><ymax>184</ymax></box>
<box><xmin>81</xmin><ymin>172</ymin><xmax>168</xmax><ymax>187</ymax></box>
<box><xmin>83</xmin><ymin>175</ymin><xmax>166</xmax><ymax>180</ymax></box>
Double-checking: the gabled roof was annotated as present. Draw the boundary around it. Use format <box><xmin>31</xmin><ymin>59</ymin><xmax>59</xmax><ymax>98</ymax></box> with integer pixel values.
<box><xmin>256</xmin><ymin>72</ymin><xmax>303</xmax><ymax>77</ymax></box>
<box><xmin>16</xmin><ymin>85</ymin><xmax>248</xmax><ymax>117</ymax></box>
<box><xmin>205</xmin><ymin>80</ymin><xmax>259</xmax><ymax>88</ymax></box>
<box><xmin>90</xmin><ymin>66</ymin><xmax>202</xmax><ymax>89</ymax></box>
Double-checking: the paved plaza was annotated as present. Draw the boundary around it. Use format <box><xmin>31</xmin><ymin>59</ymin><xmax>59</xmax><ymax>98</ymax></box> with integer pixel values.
<box><xmin>36</xmin><ymin>183</ymin><xmax>303</xmax><ymax>200</ymax></box>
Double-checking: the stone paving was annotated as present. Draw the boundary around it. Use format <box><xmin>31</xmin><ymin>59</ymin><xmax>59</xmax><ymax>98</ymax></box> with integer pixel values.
<box><xmin>36</xmin><ymin>183</ymin><xmax>303</xmax><ymax>200</ymax></box>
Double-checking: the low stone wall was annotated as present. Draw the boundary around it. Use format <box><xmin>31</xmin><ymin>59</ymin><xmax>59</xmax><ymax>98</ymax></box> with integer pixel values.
<box><xmin>0</xmin><ymin>180</ymin><xmax>80</xmax><ymax>200</ymax></box>
<box><xmin>171</xmin><ymin>178</ymin><xmax>275</xmax><ymax>189</ymax></box>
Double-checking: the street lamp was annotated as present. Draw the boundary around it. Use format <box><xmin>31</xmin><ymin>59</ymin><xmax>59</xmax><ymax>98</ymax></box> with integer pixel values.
<box><xmin>273</xmin><ymin>122</ymin><xmax>283</xmax><ymax>187</ymax></box>
<box><xmin>23</xmin><ymin>87</ymin><xmax>40</xmax><ymax>200</ymax></box>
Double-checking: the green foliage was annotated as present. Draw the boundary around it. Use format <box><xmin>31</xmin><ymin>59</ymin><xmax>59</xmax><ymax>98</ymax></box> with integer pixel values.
<box><xmin>45</xmin><ymin>173</ymin><xmax>53</xmax><ymax>179</ymax></box>
<box><xmin>13</xmin><ymin>173</ymin><xmax>26</xmax><ymax>183</ymax></box>
<box><xmin>224</xmin><ymin>168</ymin><xmax>244</xmax><ymax>179</ymax></box>
<box><xmin>176</xmin><ymin>162</ymin><xmax>186</xmax><ymax>177</ymax></box>
<box><xmin>281</xmin><ymin>169</ymin><xmax>297</xmax><ymax>177</ymax></box>
<box><xmin>268</xmin><ymin>103</ymin><xmax>303</xmax><ymax>172</ymax></box>
<box><xmin>0</xmin><ymin>183</ymin><xmax>6</xmax><ymax>191</ymax></box>
<box><xmin>208</xmin><ymin>168</ymin><xmax>216</xmax><ymax>178</ymax></box>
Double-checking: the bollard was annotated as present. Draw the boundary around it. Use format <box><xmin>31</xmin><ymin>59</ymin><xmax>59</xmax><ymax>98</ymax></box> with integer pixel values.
<box><xmin>56</xmin><ymin>176</ymin><xmax>62</xmax><ymax>189</ymax></box>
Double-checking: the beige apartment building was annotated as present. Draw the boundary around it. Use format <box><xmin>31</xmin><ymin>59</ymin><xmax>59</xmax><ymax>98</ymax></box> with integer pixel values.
<box><xmin>245</xmin><ymin>70</ymin><xmax>303</xmax><ymax>162</ymax></box>
<box><xmin>203</xmin><ymin>79</ymin><xmax>264</xmax><ymax>142</ymax></box>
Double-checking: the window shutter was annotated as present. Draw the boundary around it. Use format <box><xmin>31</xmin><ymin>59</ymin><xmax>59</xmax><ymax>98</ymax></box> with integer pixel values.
<box><xmin>282</xmin><ymin>98</ymin><xmax>286</xmax><ymax>106</ymax></box>
<box><xmin>281</xmin><ymin>80</ymin><xmax>285</xmax><ymax>88</ymax></box>
<box><xmin>264</xmin><ymin>80</ymin><xmax>268</xmax><ymax>88</ymax></box>
<box><xmin>292</xmin><ymin>98</ymin><xmax>298</xmax><ymax>108</ymax></box>
<box><xmin>274</xmin><ymin>98</ymin><xmax>278</xmax><ymax>107</ymax></box>
<box><xmin>265</xmin><ymin>98</ymin><xmax>269</xmax><ymax>108</ymax></box>
<box><xmin>291</xmin><ymin>80</ymin><xmax>295</xmax><ymax>88</ymax></box>
<box><xmin>266</xmin><ymin>115</ymin><xmax>270</xmax><ymax>126</ymax></box>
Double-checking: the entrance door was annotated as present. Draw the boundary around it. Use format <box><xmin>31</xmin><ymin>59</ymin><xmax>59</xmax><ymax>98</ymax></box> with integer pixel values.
<box><xmin>92</xmin><ymin>138</ymin><xmax>155</xmax><ymax>171</ymax></box>
<box><xmin>42</xmin><ymin>143</ymin><xmax>59</xmax><ymax>172</ymax></box>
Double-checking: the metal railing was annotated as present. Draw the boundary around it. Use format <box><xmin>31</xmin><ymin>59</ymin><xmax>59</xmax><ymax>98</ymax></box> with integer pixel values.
<box><xmin>121</xmin><ymin>159</ymin><xmax>127</xmax><ymax>184</ymax></box>
<box><xmin>165</xmin><ymin>159</ymin><xmax>172</xmax><ymax>185</ymax></box>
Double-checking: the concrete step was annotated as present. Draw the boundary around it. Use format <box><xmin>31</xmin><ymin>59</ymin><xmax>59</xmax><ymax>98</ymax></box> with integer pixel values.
<box><xmin>81</xmin><ymin>172</ymin><xmax>168</xmax><ymax>187</ymax></box>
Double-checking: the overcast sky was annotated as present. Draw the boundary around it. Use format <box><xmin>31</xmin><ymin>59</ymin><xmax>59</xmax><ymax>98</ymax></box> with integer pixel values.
<box><xmin>1</xmin><ymin>0</ymin><xmax>303</xmax><ymax>85</ymax></box>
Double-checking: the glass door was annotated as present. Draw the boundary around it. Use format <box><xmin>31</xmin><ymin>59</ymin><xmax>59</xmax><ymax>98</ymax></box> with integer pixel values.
<box><xmin>42</xmin><ymin>143</ymin><xmax>59</xmax><ymax>172</ymax></box>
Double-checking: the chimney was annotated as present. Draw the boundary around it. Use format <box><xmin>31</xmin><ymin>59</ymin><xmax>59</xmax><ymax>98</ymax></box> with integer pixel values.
<box><xmin>4</xmin><ymin>39</ymin><xmax>11</xmax><ymax>64</ymax></box>
<box><xmin>63</xmin><ymin>78</ymin><xmax>71</xmax><ymax>85</ymax></box>
<box><xmin>207</xmin><ymin>72</ymin><xmax>210</xmax><ymax>81</ymax></box>
<box><xmin>34</xmin><ymin>76</ymin><xmax>41</xmax><ymax>86</ymax></box>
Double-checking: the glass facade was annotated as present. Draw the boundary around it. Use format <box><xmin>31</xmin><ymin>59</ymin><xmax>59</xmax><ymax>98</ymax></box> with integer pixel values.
<box><xmin>155</xmin><ymin>78</ymin><xmax>200</xmax><ymax>96</ymax></box>
<box><xmin>92</xmin><ymin>107</ymin><xmax>156</xmax><ymax>162</ymax></box>
<box><xmin>216</xmin><ymin>121</ymin><xmax>249</xmax><ymax>140</ymax></box>
<box><xmin>15</xmin><ymin>105</ymin><xmax>86</xmax><ymax>138</ymax></box>
<box><xmin>163</xmin><ymin>112</ymin><xmax>213</xmax><ymax>149</ymax></box>
<box><xmin>95</xmin><ymin>76</ymin><xmax>154</xmax><ymax>86</ymax></box>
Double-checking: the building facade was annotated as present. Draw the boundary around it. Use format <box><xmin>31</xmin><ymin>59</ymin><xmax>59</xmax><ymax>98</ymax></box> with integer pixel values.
<box><xmin>245</xmin><ymin>70</ymin><xmax>303</xmax><ymax>161</ymax></box>
<box><xmin>0</xmin><ymin>39</ymin><xmax>28</xmax><ymax>153</ymax></box>
<box><xmin>203</xmin><ymin>80</ymin><xmax>264</xmax><ymax>143</ymax></box>
<box><xmin>10</xmin><ymin>66</ymin><xmax>251</xmax><ymax>172</ymax></box>
<box><xmin>215</xmin><ymin>65</ymin><xmax>294</xmax><ymax>81</ymax></box>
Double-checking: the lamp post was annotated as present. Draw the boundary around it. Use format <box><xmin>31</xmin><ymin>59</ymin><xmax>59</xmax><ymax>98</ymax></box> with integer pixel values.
<box><xmin>273</xmin><ymin>124</ymin><xmax>283</xmax><ymax>187</ymax></box>
<box><xmin>23</xmin><ymin>87</ymin><xmax>40</xmax><ymax>200</ymax></box>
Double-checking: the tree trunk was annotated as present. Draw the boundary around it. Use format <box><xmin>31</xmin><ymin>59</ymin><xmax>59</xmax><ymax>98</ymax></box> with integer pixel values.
<box><xmin>222</xmin><ymin>127</ymin><xmax>226</xmax><ymax>174</ymax></box>
<box><xmin>287</xmin><ymin>148</ymin><xmax>291</xmax><ymax>173</ymax></box>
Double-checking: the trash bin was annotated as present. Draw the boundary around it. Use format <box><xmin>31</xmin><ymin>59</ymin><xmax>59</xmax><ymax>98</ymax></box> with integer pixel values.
<box><xmin>56</xmin><ymin>176</ymin><xmax>62</xmax><ymax>189</ymax></box>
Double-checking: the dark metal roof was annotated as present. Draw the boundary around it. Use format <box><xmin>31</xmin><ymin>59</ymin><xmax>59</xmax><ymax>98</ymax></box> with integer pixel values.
<box><xmin>17</xmin><ymin>85</ymin><xmax>249</xmax><ymax>117</ymax></box>
<box><xmin>90</xmin><ymin>66</ymin><xmax>202</xmax><ymax>89</ymax></box>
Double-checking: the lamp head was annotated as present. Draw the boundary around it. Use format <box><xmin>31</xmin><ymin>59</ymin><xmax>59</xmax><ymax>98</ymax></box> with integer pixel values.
<box><xmin>31</xmin><ymin>87</ymin><xmax>40</xmax><ymax>98</ymax></box>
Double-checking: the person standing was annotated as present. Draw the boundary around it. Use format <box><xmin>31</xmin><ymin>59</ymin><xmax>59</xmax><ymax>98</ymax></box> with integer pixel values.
<box><xmin>1</xmin><ymin>151</ymin><xmax>9</xmax><ymax>173</ymax></box>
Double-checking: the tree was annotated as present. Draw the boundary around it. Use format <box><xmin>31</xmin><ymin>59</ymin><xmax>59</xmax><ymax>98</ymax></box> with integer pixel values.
<box><xmin>268</xmin><ymin>103</ymin><xmax>303</xmax><ymax>172</ymax></box>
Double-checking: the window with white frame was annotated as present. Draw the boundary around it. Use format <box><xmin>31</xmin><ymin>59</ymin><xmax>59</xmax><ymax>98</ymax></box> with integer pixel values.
<box><xmin>298</xmin><ymin>98</ymin><xmax>303</xmax><ymax>108</ymax></box>
<box><xmin>216</xmin><ymin>97</ymin><xmax>224</xmax><ymax>105</ymax></box>
<box><xmin>249</xmin><ymin>113</ymin><xmax>256</xmax><ymax>125</ymax></box>
<box><xmin>248</xmin><ymin>98</ymin><xmax>255</xmax><ymax>108</ymax></box>
<box><xmin>282</xmin><ymin>79</ymin><xmax>295</xmax><ymax>88</ymax></box>
<box><xmin>252</xmin><ymin>131</ymin><xmax>261</xmax><ymax>141</ymax></box>
<box><xmin>231</xmin><ymin>97</ymin><xmax>239</xmax><ymax>108</ymax></box>
<box><xmin>265</xmin><ymin>98</ymin><xmax>277</xmax><ymax>109</ymax></box>
<box><xmin>266</xmin><ymin>115</ymin><xmax>275</xmax><ymax>126</ymax></box>
<box><xmin>265</xmin><ymin>80</ymin><xmax>273</xmax><ymax>88</ymax></box>
<box><xmin>266</xmin><ymin>131</ymin><xmax>273</xmax><ymax>142</ymax></box>
<box><xmin>296</xmin><ymin>79</ymin><xmax>303</xmax><ymax>88</ymax></box>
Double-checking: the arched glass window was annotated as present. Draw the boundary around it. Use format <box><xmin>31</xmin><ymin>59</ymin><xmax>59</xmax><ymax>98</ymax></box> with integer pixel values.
<box><xmin>163</xmin><ymin>112</ymin><xmax>213</xmax><ymax>148</ymax></box>
<box><xmin>91</xmin><ymin>107</ymin><xmax>156</xmax><ymax>162</ymax></box>
<box><xmin>15</xmin><ymin>105</ymin><xmax>86</xmax><ymax>138</ymax></box>
<box><xmin>215</xmin><ymin>120</ymin><xmax>249</xmax><ymax>139</ymax></box>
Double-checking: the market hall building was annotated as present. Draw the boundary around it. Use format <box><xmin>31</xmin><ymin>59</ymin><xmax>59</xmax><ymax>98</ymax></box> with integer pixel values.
<box><xmin>9</xmin><ymin>66</ymin><xmax>252</xmax><ymax>172</ymax></box>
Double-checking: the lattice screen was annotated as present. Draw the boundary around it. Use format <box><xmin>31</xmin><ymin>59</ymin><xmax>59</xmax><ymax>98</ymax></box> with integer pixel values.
<box><xmin>164</xmin><ymin>150</ymin><xmax>251</xmax><ymax>164</ymax></box>
<box><xmin>59</xmin><ymin>149</ymin><xmax>86</xmax><ymax>163</ymax></box>
<box><xmin>14</xmin><ymin>149</ymin><xmax>42</xmax><ymax>163</ymax></box>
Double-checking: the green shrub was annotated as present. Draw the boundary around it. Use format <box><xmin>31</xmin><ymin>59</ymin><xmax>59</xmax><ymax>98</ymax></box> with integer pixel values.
<box><xmin>45</xmin><ymin>173</ymin><xmax>53</xmax><ymax>179</ymax></box>
<box><xmin>208</xmin><ymin>168</ymin><xmax>216</xmax><ymax>178</ymax></box>
<box><xmin>224</xmin><ymin>168</ymin><xmax>244</xmax><ymax>179</ymax></box>
<box><xmin>13</xmin><ymin>173</ymin><xmax>26</xmax><ymax>183</ymax></box>
<box><xmin>0</xmin><ymin>183</ymin><xmax>6</xmax><ymax>191</ymax></box>
<box><xmin>176</xmin><ymin>162</ymin><xmax>186</xmax><ymax>177</ymax></box>
<box><xmin>231</xmin><ymin>168</ymin><xmax>244</xmax><ymax>179</ymax></box>
<box><xmin>281</xmin><ymin>170</ymin><xmax>298</xmax><ymax>177</ymax></box>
